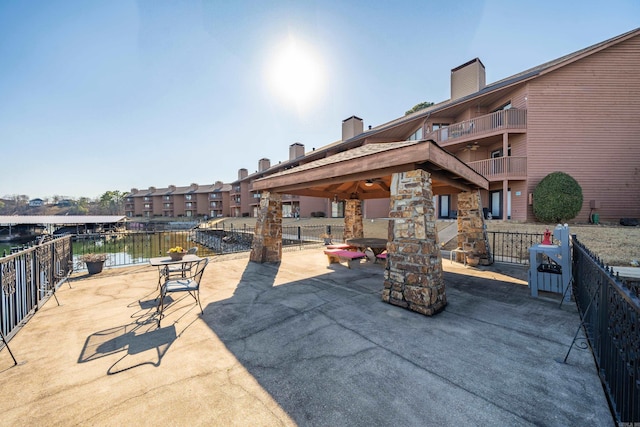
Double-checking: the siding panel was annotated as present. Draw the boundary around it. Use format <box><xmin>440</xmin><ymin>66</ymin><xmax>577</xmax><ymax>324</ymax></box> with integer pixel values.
<box><xmin>526</xmin><ymin>36</ymin><xmax>640</xmax><ymax>221</ymax></box>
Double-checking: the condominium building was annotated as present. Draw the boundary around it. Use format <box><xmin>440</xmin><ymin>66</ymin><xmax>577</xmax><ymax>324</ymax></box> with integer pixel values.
<box><xmin>126</xmin><ymin>28</ymin><xmax>640</xmax><ymax>222</ymax></box>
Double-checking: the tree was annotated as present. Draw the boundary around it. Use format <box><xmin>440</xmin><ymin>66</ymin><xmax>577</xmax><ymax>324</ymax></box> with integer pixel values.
<box><xmin>405</xmin><ymin>101</ymin><xmax>434</xmax><ymax>115</ymax></box>
<box><xmin>533</xmin><ymin>172</ymin><xmax>583</xmax><ymax>223</ymax></box>
<box><xmin>98</xmin><ymin>190</ymin><xmax>125</xmax><ymax>215</ymax></box>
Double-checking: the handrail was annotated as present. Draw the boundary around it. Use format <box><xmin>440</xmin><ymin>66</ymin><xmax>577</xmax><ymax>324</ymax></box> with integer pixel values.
<box><xmin>428</xmin><ymin>109</ymin><xmax>527</xmax><ymax>143</ymax></box>
<box><xmin>1</xmin><ymin>236</ymin><xmax>73</xmax><ymax>341</ymax></box>
<box><xmin>467</xmin><ymin>156</ymin><xmax>527</xmax><ymax>179</ymax></box>
<box><xmin>572</xmin><ymin>237</ymin><xmax>640</xmax><ymax>423</ymax></box>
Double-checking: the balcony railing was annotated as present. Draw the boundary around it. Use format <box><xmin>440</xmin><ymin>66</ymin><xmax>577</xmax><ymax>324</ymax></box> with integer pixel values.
<box><xmin>429</xmin><ymin>109</ymin><xmax>527</xmax><ymax>144</ymax></box>
<box><xmin>1</xmin><ymin>236</ymin><xmax>73</xmax><ymax>341</ymax></box>
<box><xmin>467</xmin><ymin>156</ymin><xmax>527</xmax><ymax>180</ymax></box>
<box><xmin>572</xmin><ymin>237</ymin><xmax>640</xmax><ymax>424</ymax></box>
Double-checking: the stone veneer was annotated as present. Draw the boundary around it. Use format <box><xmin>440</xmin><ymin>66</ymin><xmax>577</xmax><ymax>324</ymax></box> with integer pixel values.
<box><xmin>343</xmin><ymin>198</ymin><xmax>364</xmax><ymax>240</ymax></box>
<box><xmin>249</xmin><ymin>191</ymin><xmax>282</xmax><ymax>263</ymax></box>
<box><xmin>382</xmin><ymin>170</ymin><xmax>446</xmax><ymax>315</ymax></box>
<box><xmin>456</xmin><ymin>191</ymin><xmax>492</xmax><ymax>265</ymax></box>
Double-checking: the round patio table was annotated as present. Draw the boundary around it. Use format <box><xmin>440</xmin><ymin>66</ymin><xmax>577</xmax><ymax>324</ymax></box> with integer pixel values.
<box><xmin>345</xmin><ymin>238</ymin><xmax>388</xmax><ymax>257</ymax></box>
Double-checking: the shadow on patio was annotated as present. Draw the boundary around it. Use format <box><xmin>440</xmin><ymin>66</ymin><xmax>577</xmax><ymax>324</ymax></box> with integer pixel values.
<box><xmin>0</xmin><ymin>249</ymin><xmax>613</xmax><ymax>426</ymax></box>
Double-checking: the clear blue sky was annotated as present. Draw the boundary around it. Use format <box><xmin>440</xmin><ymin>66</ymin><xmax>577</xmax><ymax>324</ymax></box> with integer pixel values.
<box><xmin>1</xmin><ymin>1</ymin><xmax>638</xmax><ymax>200</ymax></box>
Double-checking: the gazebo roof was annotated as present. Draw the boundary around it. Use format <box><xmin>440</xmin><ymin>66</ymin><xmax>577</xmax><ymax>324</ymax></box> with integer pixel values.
<box><xmin>251</xmin><ymin>140</ymin><xmax>488</xmax><ymax>199</ymax></box>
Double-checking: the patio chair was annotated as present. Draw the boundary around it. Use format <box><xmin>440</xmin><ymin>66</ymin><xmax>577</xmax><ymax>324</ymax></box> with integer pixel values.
<box><xmin>157</xmin><ymin>257</ymin><xmax>208</xmax><ymax>327</ymax></box>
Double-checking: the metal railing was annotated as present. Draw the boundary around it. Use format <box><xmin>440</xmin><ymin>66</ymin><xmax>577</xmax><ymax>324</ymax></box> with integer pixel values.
<box><xmin>572</xmin><ymin>237</ymin><xmax>640</xmax><ymax>424</ymax></box>
<box><xmin>467</xmin><ymin>156</ymin><xmax>527</xmax><ymax>180</ymax></box>
<box><xmin>1</xmin><ymin>236</ymin><xmax>73</xmax><ymax>341</ymax></box>
<box><xmin>429</xmin><ymin>109</ymin><xmax>527</xmax><ymax>144</ymax></box>
<box><xmin>486</xmin><ymin>231</ymin><xmax>544</xmax><ymax>265</ymax></box>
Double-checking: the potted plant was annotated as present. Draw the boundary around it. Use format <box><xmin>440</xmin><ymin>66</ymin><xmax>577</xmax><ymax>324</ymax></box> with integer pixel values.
<box><xmin>167</xmin><ymin>246</ymin><xmax>187</xmax><ymax>261</ymax></box>
<box><xmin>79</xmin><ymin>253</ymin><xmax>108</xmax><ymax>275</ymax></box>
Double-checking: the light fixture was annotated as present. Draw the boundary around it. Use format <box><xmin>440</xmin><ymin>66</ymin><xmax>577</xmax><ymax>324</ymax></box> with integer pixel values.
<box><xmin>364</xmin><ymin>180</ymin><xmax>374</xmax><ymax>187</ymax></box>
<box><xmin>333</xmin><ymin>194</ymin><xmax>338</xmax><ymax>203</ymax></box>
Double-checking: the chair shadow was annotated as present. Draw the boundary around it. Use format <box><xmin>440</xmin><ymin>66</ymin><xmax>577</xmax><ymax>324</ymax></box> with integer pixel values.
<box><xmin>78</xmin><ymin>297</ymin><xmax>180</xmax><ymax>375</ymax></box>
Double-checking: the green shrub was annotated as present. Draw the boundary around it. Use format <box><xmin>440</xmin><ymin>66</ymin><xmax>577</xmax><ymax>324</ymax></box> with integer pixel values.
<box><xmin>533</xmin><ymin>172</ymin><xmax>583</xmax><ymax>223</ymax></box>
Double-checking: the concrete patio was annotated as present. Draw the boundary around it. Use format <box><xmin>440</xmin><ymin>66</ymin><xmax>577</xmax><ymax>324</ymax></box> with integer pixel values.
<box><xmin>0</xmin><ymin>248</ymin><xmax>613</xmax><ymax>426</ymax></box>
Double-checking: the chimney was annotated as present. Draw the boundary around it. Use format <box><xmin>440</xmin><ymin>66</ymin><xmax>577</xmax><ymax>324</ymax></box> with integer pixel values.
<box><xmin>130</xmin><ymin>188</ymin><xmax>138</xmax><ymax>195</ymax></box>
<box><xmin>258</xmin><ymin>158</ymin><xmax>271</xmax><ymax>172</ymax></box>
<box><xmin>342</xmin><ymin>116</ymin><xmax>363</xmax><ymax>141</ymax></box>
<box><xmin>238</xmin><ymin>168</ymin><xmax>248</xmax><ymax>180</ymax></box>
<box><xmin>168</xmin><ymin>185</ymin><xmax>176</xmax><ymax>192</ymax></box>
<box><xmin>289</xmin><ymin>142</ymin><xmax>305</xmax><ymax>160</ymax></box>
<box><xmin>451</xmin><ymin>58</ymin><xmax>485</xmax><ymax>100</ymax></box>
<box><xmin>190</xmin><ymin>183</ymin><xmax>198</xmax><ymax>190</ymax></box>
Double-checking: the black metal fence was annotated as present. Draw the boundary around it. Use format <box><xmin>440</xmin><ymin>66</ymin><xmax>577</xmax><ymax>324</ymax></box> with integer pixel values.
<box><xmin>1</xmin><ymin>235</ymin><xmax>73</xmax><ymax>342</ymax></box>
<box><xmin>486</xmin><ymin>231</ymin><xmax>544</xmax><ymax>265</ymax></box>
<box><xmin>572</xmin><ymin>237</ymin><xmax>639</xmax><ymax>424</ymax></box>
<box><xmin>70</xmin><ymin>223</ymin><xmax>345</xmax><ymax>270</ymax></box>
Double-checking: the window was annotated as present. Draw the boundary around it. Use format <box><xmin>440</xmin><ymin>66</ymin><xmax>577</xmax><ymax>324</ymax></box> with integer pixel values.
<box><xmin>408</xmin><ymin>127</ymin><xmax>423</xmax><ymax>141</ymax></box>
<box><xmin>494</xmin><ymin>101</ymin><xmax>512</xmax><ymax>111</ymax></box>
<box><xmin>144</xmin><ymin>196</ymin><xmax>151</xmax><ymax>201</ymax></box>
<box><xmin>438</xmin><ymin>195</ymin><xmax>450</xmax><ymax>218</ymax></box>
<box><xmin>185</xmin><ymin>194</ymin><xmax>192</xmax><ymax>200</ymax></box>
<box><xmin>186</xmin><ymin>202</ymin><xmax>193</xmax><ymax>208</ymax></box>
<box><xmin>432</xmin><ymin>123</ymin><xmax>450</xmax><ymax>141</ymax></box>
<box><xmin>144</xmin><ymin>203</ymin><xmax>151</xmax><ymax>209</ymax></box>
<box><xmin>164</xmin><ymin>203</ymin><xmax>171</xmax><ymax>208</ymax></box>
<box><xmin>163</xmin><ymin>195</ymin><xmax>170</xmax><ymax>201</ymax></box>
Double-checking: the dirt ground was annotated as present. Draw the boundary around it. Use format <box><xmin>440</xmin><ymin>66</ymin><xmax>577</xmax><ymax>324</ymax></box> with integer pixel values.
<box><xmin>217</xmin><ymin>217</ymin><xmax>640</xmax><ymax>267</ymax></box>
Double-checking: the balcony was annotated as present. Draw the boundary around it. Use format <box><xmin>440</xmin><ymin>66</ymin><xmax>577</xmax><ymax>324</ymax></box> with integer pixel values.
<box><xmin>0</xmin><ymin>248</ymin><xmax>610</xmax><ymax>425</ymax></box>
<box><xmin>468</xmin><ymin>156</ymin><xmax>527</xmax><ymax>181</ymax></box>
<box><xmin>430</xmin><ymin>109</ymin><xmax>527</xmax><ymax>146</ymax></box>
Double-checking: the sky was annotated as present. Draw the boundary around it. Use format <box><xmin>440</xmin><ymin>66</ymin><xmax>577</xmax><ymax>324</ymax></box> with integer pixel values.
<box><xmin>1</xmin><ymin>0</ymin><xmax>638</xmax><ymax>200</ymax></box>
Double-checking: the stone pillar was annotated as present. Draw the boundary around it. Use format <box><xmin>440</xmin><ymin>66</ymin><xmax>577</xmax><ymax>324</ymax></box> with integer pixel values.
<box><xmin>456</xmin><ymin>191</ymin><xmax>492</xmax><ymax>265</ymax></box>
<box><xmin>250</xmin><ymin>191</ymin><xmax>282</xmax><ymax>263</ymax></box>
<box><xmin>383</xmin><ymin>170</ymin><xmax>446</xmax><ymax>316</ymax></box>
<box><xmin>343</xmin><ymin>199</ymin><xmax>364</xmax><ymax>240</ymax></box>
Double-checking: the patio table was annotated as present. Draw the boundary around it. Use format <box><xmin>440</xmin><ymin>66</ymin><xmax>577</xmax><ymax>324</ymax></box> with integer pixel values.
<box><xmin>345</xmin><ymin>238</ymin><xmax>388</xmax><ymax>258</ymax></box>
<box><xmin>149</xmin><ymin>254</ymin><xmax>202</xmax><ymax>288</ymax></box>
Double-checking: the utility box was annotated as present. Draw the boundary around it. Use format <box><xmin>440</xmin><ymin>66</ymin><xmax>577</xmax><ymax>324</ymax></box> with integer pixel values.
<box><xmin>528</xmin><ymin>224</ymin><xmax>572</xmax><ymax>301</ymax></box>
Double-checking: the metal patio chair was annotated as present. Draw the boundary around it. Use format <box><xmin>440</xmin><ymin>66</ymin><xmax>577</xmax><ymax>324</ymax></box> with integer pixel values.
<box><xmin>157</xmin><ymin>257</ymin><xmax>208</xmax><ymax>327</ymax></box>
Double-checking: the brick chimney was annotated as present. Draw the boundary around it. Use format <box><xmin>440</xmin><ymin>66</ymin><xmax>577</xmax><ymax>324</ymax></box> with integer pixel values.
<box><xmin>342</xmin><ymin>116</ymin><xmax>363</xmax><ymax>141</ymax></box>
<box><xmin>238</xmin><ymin>168</ymin><xmax>248</xmax><ymax>180</ymax></box>
<box><xmin>258</xmin><ymin>158</ymin><xmax>271</xmax><ymax>172</ymax></box>
<box><xmin>289</xmin><ymin>142</ymin><xmax>305</xmax><ymax>160</ymax></box>
<box><xmin>451</xmin><ymin>58</ymin><xmax>485</xmax><ymax>100</ymax></box>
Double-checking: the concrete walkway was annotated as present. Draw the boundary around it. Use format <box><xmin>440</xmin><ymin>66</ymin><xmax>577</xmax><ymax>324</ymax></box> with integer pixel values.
<box><xmin>0</xmin><ymin>249</ymin><xmax>613</xmax><ymax>426</ymax></box>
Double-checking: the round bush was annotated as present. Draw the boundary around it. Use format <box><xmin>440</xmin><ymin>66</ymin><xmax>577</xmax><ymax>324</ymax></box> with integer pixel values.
<box><xmin>533</xmin><ymin>172</ymin><xmax>583</xmax><ymax>223</ymax></box>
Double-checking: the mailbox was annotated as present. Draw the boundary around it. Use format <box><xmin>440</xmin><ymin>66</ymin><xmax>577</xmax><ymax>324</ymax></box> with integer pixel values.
<box><xmin>528</xmin><ymin>224</ymin><xmax>572</xmax><ymax>301</ymax></box>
